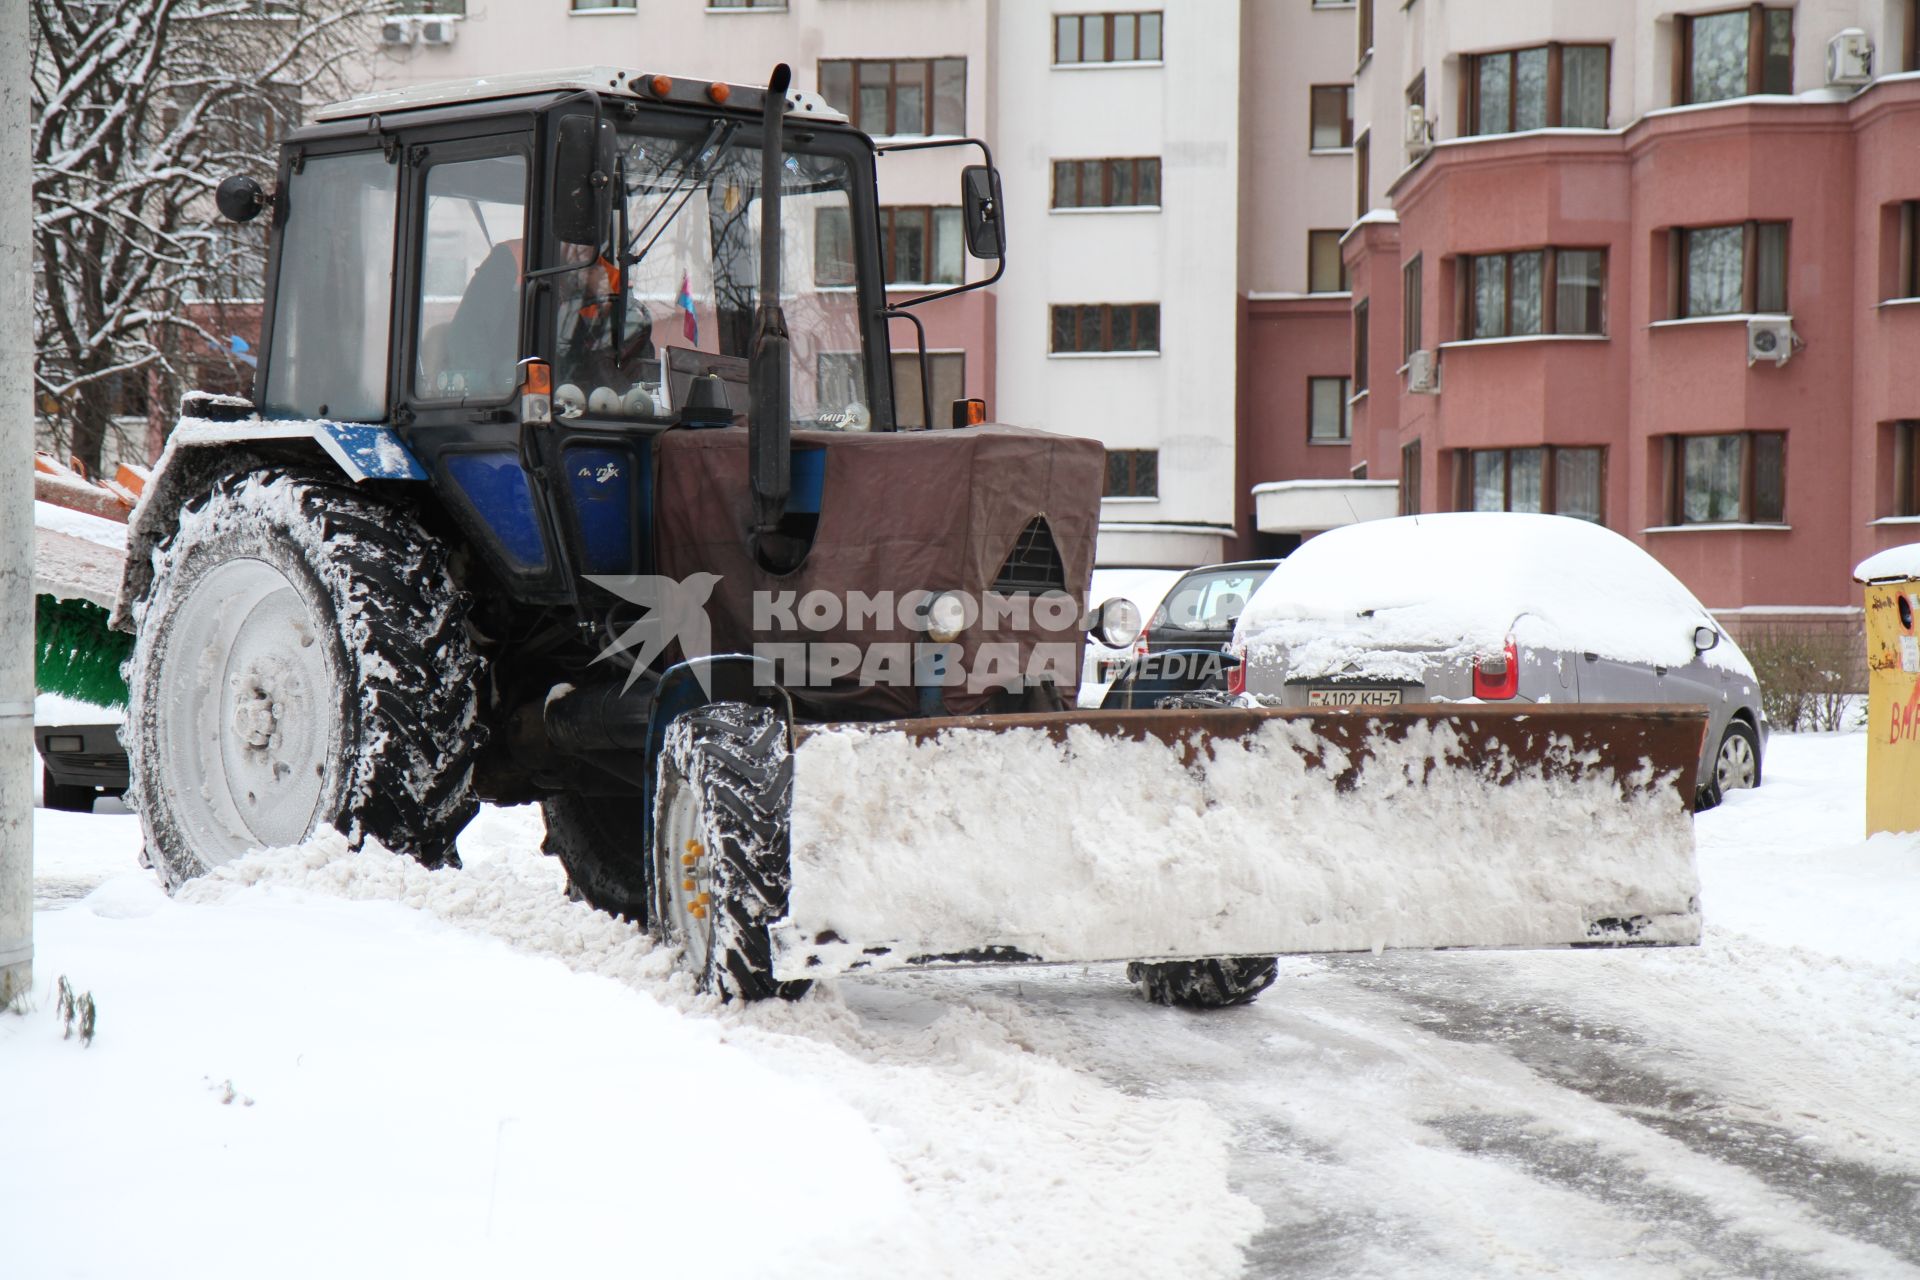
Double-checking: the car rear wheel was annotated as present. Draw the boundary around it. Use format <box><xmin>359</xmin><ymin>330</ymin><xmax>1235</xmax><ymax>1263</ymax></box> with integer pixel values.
<box><xmin>1697</xmin><ymin>719</ymin><xmax>1761</xmax><ymax>811</ymax></box>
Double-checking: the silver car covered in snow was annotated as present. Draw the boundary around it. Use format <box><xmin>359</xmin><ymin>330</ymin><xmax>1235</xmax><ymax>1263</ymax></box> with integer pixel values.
<box><xmin>1230</xmin><ymin>513</ymin><xmax>1767</xmax><ymax>808</ymax></box>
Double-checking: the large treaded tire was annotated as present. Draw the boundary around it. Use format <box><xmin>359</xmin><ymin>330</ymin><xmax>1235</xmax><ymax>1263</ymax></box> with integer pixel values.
<box><xmin>1127</xmin><ymin>958</ymin><xmax>1280</xmax><ymax>1009</ymax></box>
<box><xmin>127</xmin><ymin>466</ymin><xmax>483</xmax><ymax>888</ymax></box>
<box><xmin>654</xmin><ymin>703</ymin><xmax>808</xmax><ymax>1002</ymax></box>
<box><xmin>542</xmin><ymin>793</ymin><xmax>650</xmax><ymax>925</ymax></box>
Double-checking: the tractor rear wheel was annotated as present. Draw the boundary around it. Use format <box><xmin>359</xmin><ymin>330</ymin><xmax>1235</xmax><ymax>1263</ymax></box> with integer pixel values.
<box><xmin>541</xmin><ymin>793</ymin><xmax>650</xmax><ymax>925</ymax></box>
<box><xmin>1127</xmin><ymin>958</ymin><xmax>1280</xmax><ymax>1010</ymax></box>
<box><xmin>127</xmin><ymin>467</ymin><xmax>482</xmax><ymax>888</ymax></box>
<box><xmin>653</xmin><ymin>702</ymin><xmax>808</xmax><ymax>1002</ymax></box>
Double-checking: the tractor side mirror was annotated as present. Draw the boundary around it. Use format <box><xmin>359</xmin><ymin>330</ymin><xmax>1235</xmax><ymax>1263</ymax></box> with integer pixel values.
<box><xmin>215</xmin><ymin>175</ymin><xmax>266</xmax><ymax>223</ymax></box>
<box><xmin>552</xmin><ymin>115</ymin><xmax>614</xmax><ymax>248</ymax></box>
<box><xmin>1693</xmin><ymin>625</ymin><xmax>1721</xmax><ymax>653</ymax></box>
<box><xmin>960</xmin><ymin>164</ymin><xmax>1005</xmax><ymax>260</ymax></box>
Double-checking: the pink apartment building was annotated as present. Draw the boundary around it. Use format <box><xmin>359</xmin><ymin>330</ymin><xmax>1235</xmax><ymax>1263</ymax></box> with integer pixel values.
<box><xmin>1242</xmin><ymin>0</ymin><xmax>1920</xmax><ymax>627</ymax></box>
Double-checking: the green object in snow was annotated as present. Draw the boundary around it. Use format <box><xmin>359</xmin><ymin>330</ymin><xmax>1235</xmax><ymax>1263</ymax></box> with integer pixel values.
<box><xmin>35</xmin><ymin>593</ymin><xmax>132</xmax><ymax>709</ymax></box>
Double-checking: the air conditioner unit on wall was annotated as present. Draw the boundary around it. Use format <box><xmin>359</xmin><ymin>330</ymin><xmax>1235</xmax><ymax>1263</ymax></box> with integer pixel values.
<box><xmin>380</xmin><ymin>16</ymin><xmax>416</xmax><ymax>45</ymax></box>
<box><xmin>1827</xmin><ymin>29</ymin><xmax>1873</xmax><ymax>86</ymax></box>
<box><xmin>1407</xmin><ymin>349</ymin><xmax>1440</xmax><ymax>394</ymax></box>
<box><xmin>1404</xmin><ymin>104</ymin><xmax>1433</xmax><ymax>156</ymax></box>
<box><xmin>419</xmin><ymin>18</ymin><xmax>458</xmax><ymax>45</ymax></box>
<box><xmin>1747</xmin><ymin>316</ymin><xmax>1800</xmax><ymax>368</ymax></box>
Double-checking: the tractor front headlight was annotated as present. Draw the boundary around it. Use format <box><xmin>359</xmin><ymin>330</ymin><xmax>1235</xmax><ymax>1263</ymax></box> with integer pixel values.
<box><xmin>925</xmin><ymin>591</ymin><xmax>968</xmax><ymax>644</ymax></box>
<box><xmin>1094</xmin><ymin>597</ymin><xmax>1142</xmax><ymax>650</ymax></box>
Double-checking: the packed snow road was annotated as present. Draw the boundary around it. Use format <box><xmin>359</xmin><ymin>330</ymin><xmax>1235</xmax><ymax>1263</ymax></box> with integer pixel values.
<box><xmin>6</xmin><ymin>732</ymin><xmax>1917</xmax><ymax>1278</ymax></box>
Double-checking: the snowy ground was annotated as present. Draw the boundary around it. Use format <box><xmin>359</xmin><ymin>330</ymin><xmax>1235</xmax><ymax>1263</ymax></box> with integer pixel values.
<box><xmin>5</xmin><ymin>731</ymin><xmax>1918</xmax><ymax>1278</ymax></box>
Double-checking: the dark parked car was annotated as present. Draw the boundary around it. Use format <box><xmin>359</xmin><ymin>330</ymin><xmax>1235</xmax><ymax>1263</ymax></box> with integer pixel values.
<box><xmin>36</xmin><ymin>722</ymin><xmax>129</xmax><ymax>812</ymax></box>
<box><xmin>1103</xmin><ymin>560</ymin><xmax>1280</xmax><ymax>708</ymax></box>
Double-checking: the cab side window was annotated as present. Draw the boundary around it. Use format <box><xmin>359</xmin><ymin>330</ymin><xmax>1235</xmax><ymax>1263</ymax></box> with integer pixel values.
<box><xmin>415</xmin><ymin>153</ymin><xmax>529</xmax><ymax>402</ymax></box>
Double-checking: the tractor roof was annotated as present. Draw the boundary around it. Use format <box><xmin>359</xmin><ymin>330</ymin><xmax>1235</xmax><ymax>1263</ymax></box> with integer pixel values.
<box><xmin>315</xmin><ymin>66</ymin><xmax>847</xmax><ymax>125</ymax></box>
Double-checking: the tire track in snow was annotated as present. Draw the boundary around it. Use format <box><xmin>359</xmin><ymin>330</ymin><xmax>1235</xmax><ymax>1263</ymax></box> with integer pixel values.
<box><xmin>1329</xmin><ymin>955</ymin><xmax>1920</xmax><ymax>1269</ymax></box>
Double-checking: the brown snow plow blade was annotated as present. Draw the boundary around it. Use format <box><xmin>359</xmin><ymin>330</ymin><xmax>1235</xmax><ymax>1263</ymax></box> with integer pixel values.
<box><xmin>774</xmin><ymin>704</ymin><xmax>1707</xmax><ymax>981</ymax></box>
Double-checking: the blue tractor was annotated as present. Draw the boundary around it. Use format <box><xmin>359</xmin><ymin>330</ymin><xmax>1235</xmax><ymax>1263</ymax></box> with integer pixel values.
<box><xmin>113</xmin><ymin>67</ymin><xmax>1710</xmax><ymax>1005</ymax></box>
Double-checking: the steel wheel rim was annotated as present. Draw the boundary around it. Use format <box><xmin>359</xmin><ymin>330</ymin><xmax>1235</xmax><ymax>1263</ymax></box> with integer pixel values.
<box><xmin>154</xmin><ymin>556</ymin><xmax>338</xmax><ymax>864</ymax></box>
<box><xmin>659</xmin><ymin>774</ymin><xmax>716</xmax><ymax>977</ymax></box>
<box><xmin>1715</xmin><ymin>731</ymin><xmax>1757</xmax><ymax>792</ymax></box>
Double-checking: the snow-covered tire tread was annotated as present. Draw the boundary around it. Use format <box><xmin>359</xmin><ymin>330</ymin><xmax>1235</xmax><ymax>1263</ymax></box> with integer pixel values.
<box><xmin>1127</xmin><ymin>957</ymin><xmax>1280</xmax><ymax>1010</ymax></box>
<box><xmin>542</xmin><ymin>792</ymin><xmax>650</xmax><ymax>924</ymax></box>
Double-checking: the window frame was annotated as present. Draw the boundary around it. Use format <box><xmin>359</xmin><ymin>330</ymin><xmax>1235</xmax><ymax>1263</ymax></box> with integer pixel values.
<box><xmin>1400</xmin><ymin>440</ymin><xmax>1422</xmax><ymax>515</ymax></box>
<box><xmin>1353</xmin><ymin>299</ymin><xmax>1370</xmax><ymax>394</ymax></box>
<box><xmin>1310</xmin><ymin>84</ymin><xmax>1355</xmax><ymax>151</ymax></box>
<box><xmin>1456</xmin><ymin>445</ymin><xmax>1608</xmax><ymax>521</ymax></box>
<box><xmin>1896</xmin><ymin>201</ymin><xmax>1920</xmax><ymax>301</ymax></box>
<box><xmin>1674</xmin><ymin>221</ymin><xmax>1789</xmax><ymax>318</ymax></box>
<box><xmin>1051</xmin><ymin>156</ymin><xmax>1162</xmax><ymax>210</ymax></box>
<box><xmin>1055</xmin><ymin>11</ymin><xmax>1165</xmax><ymax>66</ymax></box>
<box><xmin>817</xmin><ymin>57</ymin><xmax>966</xmax><ymax>138</ymax></box>
<box><xmin>1358</xmin><ymin>0</ymin><xmax>1374</xmax><ymax>63</ymax></box>
<box><xmin>1402</xmin><ymin>254</ymin><xmax>1423</xmax><ymax>359</ymax></box>
<box><xmin>1049</xmin><ymin>303</ymin><xmax>1162</xmax><ymax>355</ymax></box>
<box><xmin>889</xmin><ymin>349</ymin><xmax>965</xmax><ymax>429</ymax></box>
<box><xmin>878</xmin><ymin>205</ymin><xmax>963</xmax><ymax>287</ymax></box>
<box><xmin>1355</xmin><ymin>131</ymin><xmax>1371</xmax><ymax>216</ymax></box>
<box><xmin>1104</xmin><ymin>448</ymin><xmax>1159</xmax><ymax>498</ymax></box>
<box><xmin>1678</xmin><ymin>5</ymin><xmax>1794</xmax><ymax>105</ymax></box>
<box><xmin>1307</xmin><ymin>229</ymin><xmax>1350</xmax><ymax>294</ymax></box>
<box><xmin>1462</xmin><ymin>246</ymin><xmax>1609</xmax><ymax>338</ymax></box>
<box><xmin>1463</xmin><ymin>42</ymin><xmax>1611</xmax><ymax>135</ymax></box>
<box><xmin>1667</xmin><ymin>430</ymin><xmax>1788</xmax><ymax>524</ymax></box>
<box><xmin>1307</xmin><ymin>375</ymin><xmax>1354</xmax><ymax>444</ymax></box>
<box><xmin>1895</xmin><ymin>421</ymin><xmax>1920</xmax><ymax>518</ymax></box>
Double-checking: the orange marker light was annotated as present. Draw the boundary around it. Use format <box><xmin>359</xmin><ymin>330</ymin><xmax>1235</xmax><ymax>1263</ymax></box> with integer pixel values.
<box><xmin>951</xmin><ymin>397</ymin><xmax>987</xmax><ymax>428</ymax></box>
<box><xmin>707</xmin><ymin>82</ymin><xmax>731</xmax><ymax>105</ymax></box>
<box><xmin>649</xmin><ymin>74</ymin><xmax>674</xmax><ymax>97</ymax></box>
<box><xmin>521</xmin><ymin>359</ymin><xmax>552</xmax><ymax>395</ymax></box>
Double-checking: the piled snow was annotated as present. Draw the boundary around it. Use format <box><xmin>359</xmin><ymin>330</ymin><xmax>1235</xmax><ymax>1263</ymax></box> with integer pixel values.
<box><xmin>34</xmin><ymin>497</ymin><xmax>129</xmax><ymax>549</ymax></box>
<box><xmin>8</xmin><ymin>818</ymin><xmax>1260</xmax><ymax>1279</ymax></box>
<box><xmin>1855</xmin><ymin>543</ymin><xmax>1920</xmax><ymax>583</ymax></box>
<box><xmin>1237</xmin><ymin>513</ymin><xmax>1753</xmax><ymax>683</ymax></box>
<box><xmin>35</xmin><ymin>690</ymin><xmax>126</xmax><ymax>727</ymax></box>
<box><xmin>787</xmin><ymin>716</ymin><xmax>1699</xmax><ymax>974</ymax></box>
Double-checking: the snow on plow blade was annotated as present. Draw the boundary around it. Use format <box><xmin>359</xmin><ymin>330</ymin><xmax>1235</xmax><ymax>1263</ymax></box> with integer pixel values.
<box><xmin>775</xmin><ymin>704</ymin><xmax>1706</xmax><ymax>981</ymax></box>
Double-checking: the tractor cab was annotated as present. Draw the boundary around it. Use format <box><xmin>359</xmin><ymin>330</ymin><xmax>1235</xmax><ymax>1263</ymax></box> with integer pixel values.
<box><xmin>225</xmin><ymin>67</ymin><xmax>1003</xmax><ymax>596</ymax></box>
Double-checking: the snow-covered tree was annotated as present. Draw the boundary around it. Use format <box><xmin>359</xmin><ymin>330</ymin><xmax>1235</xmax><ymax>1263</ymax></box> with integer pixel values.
<box><xmin>30</xmin><ymin>0</ymin><xmax>384</xmax><ymax>474</ymax></box>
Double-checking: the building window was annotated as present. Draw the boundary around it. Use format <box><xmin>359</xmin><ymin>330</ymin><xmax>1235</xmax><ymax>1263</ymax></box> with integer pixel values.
<box><xmin>1466</xmin><ymin>44</ymin><xmax>1608</xmax><ymax>134</ymax></box>
<box><xmin>1893</xmin><ymin>421</ymin><xmax>1920</xmax><ymax>518</ymax></box>
<box><xmin>1675</xmin><ymin>222</ymin><xmax>1787</xmax><ymax>317</ymax></box>
<box><xmin>891</xmin><ymin>351</ymin><xmax>965</xmax><ymax>429</ymax></box>
<box><xmin>1105</xmin><ymin>449</ymin><xmax>1158</xmax><ymax>497</ymax></box>
<box><xmin>708</xmin><ymin>0</ymin><xmax>785</xmax><ymax>6</ymax></box>
<box><xmin>1056</xmin><ymin>12</ymin><xmax>1163</xmax><ymax>65</ymax></box>
<box><xmin>1353</xmin><ymin>300</ymin><xmax>1369</xmax><ymax>393</ymax></box>
<box><xmin>1308</xmin><ymin>230</ymin><xmax>1350</xmax><ymax>293</ymax></box>
<box><xmin>1681</xmin><ymin>6</ymin><xmax>1793</xmax><ymax>104</ymax></box>
<box><xmin>1893</xmin><ymin>201</ymin><xmax>1920</xmax><ymax>301</ymax></box>
<box><xmin>1051</xmin><ymin>304</ymin><xmax>1160</xmax><ymax>354</ymax></box>
<box><xmin>393</xmin><ymin>0</ymin><xmax>465</xmax><ymax>12</ymax></box>
<box><xmin>1401</xmin><ymin>440</ymin><xmax>1422</xmax><ymax>515</ymax></box>
<box><xmin>570</xmin><ymin>0</ymin><xmax>634</xmax><ymax>9</ymax></box>
<box><xmin>1355</xmin><ymin>131</ymin><xmax>1370</xmax><ymax>216</ymax></box>
<box><xmin>1052</xmin><ymin>157</ymin><xmax>1161</xmax><ymax>209</ymax></box>
<box><xmin>1310</xmin><ymin>85</ymin><xmax>1354</xmax><ymax>150</ymax></box>
<box><xmin>1309</xmin><ymin>377</ymin><xmax>1353</xmax><ymax>442</ymax></box>
<box><xmin>1402</xmin><ymin>255</ymin><xmax>1423</xmax><ymax>358</ymax></box>
<box><xmin>1465</xmin><ymin>248</ymin><xmax>1607</xmax><ymax>338</ymax></box>
<box><xmin>1358</xmin><ymin>0</ymin><xmax>1374</xmax><ymax>60</ymax></box>
<box><xmin>1462</xmin><ymin>446</ymin><xmax>1605</xmax><ymax>521</ymax></box>
<box><xmin>880</xmin><ymin>206</ymin><xmax>962</xmax><ymax>286</ymax></box>
<box><xmin>814</xmin><ymin>208</ymin><xmax>854</xmax><ymax>287</ymax></box>
<box><xmin>1669</xmin><ymin>432</ymin><xmax>1786</xmax><ymax>524</ymax></box>
<box><xmin>818</xmin><ymin>59</ymin><xmax>966</xmax><ymax>137</ymax></box>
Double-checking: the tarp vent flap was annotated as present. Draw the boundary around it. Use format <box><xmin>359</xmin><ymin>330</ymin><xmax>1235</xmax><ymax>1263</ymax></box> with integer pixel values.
<box><xmin>992</xmin><ymin>517</ymin><xmax>1066</xmax><ymax>594</ymax></box>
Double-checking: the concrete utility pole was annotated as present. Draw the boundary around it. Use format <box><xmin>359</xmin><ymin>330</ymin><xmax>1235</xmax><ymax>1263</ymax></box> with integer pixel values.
<box><xmin>1</xmin><ymin>0</ymin><xmax>37</xmax><ymax>1007</ymax></box>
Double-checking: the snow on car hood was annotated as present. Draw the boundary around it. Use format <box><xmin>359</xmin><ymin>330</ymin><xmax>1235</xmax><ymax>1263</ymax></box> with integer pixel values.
<box><xmin>1237</xmin><ymin>512</ymin><xmax>1755</xmax><ymax>682</ymax></box>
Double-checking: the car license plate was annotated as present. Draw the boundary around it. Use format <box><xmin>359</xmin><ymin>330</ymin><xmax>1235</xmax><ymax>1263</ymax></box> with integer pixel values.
<box><xmin>1307</xmin><ymin>687</ymin><xmax>1402</xmax><ymax>707</ymax></box>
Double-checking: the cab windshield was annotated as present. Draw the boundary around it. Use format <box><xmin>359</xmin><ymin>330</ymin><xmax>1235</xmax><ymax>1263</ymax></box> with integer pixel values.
<box><xmin>551</xmin><ymin>113</ymin><xmax>877</xmax><ymax>429</ymax></box>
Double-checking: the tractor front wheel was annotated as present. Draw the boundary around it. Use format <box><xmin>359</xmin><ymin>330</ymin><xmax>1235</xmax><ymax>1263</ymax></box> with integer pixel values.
<box><xmin>127</xmin><ymin>467</ymin><xmax>483</xmax><ymax>888</ymax></box>
<box><xmin>653</xmin><ymin>703</ymin><xmax>808</xmax><ymax>1002</ymax></box>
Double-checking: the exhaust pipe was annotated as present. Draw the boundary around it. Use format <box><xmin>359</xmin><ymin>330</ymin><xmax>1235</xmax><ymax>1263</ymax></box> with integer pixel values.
<box><xmin>748</xmin><ymin>63</ymin><xmax>793</xmax><ymax>544</ymax></box>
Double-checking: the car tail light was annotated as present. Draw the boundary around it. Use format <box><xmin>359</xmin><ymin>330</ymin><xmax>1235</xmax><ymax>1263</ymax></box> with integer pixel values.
<box><xmin>1227</xmin><ymin>645</ymin><xmax>1247</xmax><ymax>698</ymax></box>
<box><xmin>1473</xmin><ymin>637</ymin><xmax>1520</xmax><ymax>700</ymax></box>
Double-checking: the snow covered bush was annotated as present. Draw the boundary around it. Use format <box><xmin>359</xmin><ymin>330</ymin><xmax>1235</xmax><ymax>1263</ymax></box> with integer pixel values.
<box><xmin>1740</xmin><ymin>625</ymin><xmax>1860</xmax><ymax>733</ymax></box>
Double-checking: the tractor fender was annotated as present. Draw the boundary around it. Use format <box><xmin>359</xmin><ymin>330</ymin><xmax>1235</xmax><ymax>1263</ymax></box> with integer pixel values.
<box><xmin>111</xmin><ymin>420</ymin><xmax>428</xmax><ymax>632</ymax></box>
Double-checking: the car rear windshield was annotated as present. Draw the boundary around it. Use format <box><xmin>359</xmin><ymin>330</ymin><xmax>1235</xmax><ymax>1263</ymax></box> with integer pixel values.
<box><xmin>1152</xmin><ymin>567</ymin><xmax>1273</xmax><ymax>632</ymax></box>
